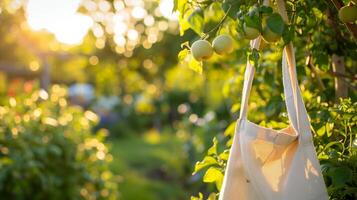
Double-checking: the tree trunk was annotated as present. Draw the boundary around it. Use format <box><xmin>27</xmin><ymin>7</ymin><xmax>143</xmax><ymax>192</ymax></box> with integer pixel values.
<box><xmin>331</xmin><ymin>54</ymin><xmax>347</xmax><ymax>100</ymax></box>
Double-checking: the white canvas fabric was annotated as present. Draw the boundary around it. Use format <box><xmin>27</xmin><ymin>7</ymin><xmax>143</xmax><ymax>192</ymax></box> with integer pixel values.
<box><xmin>219</xmin><ymin>2</ymin><xmax>328</xmax><ymax>199</ymax></box>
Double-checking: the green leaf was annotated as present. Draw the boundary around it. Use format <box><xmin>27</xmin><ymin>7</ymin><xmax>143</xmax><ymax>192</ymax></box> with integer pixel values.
<box><xmin>180</xmin><ymin>41</ymin><xmax>190</xmax><ymax>49</ymax></box>
<box><xmin>326</xmin><ymin>122</ymin><xmax>334</xmax><ymax>137</ymax></box>
<box><xmin>179</xmin><ymin>18</ymin><xmax>191</xmax><ymax>36</ymax></box>
<box><xmin>244</xmin><ymin>14</ymin><xmax>261</xmax><ymax>30</ymax></box>
<box><xmin>207</xmin><ymin>137</ymin><xmax>218</xmax><ymax>155</ymax></box>
<box><xmin>222</xmin><ymin>0</ymin><xmax>241</xmax><ymax>19</ymax></box>
<box><xmin>329</xmin><ymin>167</ymin><xmax>352</xmax><ymax>187</ymax></box>
<box><xmin>194</xmin><ymin>156</ymin><xmax>218</xmax><ymax>174</ymax></box>
<box><xmin>259</xmin><ymin>6</ymin><xmax>273</xmax><ymax>14</ymax></box>
<box><xmin>178</xmin><ymin>49</ymin><xmax>189</xmax><ymax>61</ymax></box>
<box><xmin>48</xmin><ymin>145</ymin><xmax>62</xmax><ymax>156</ymax></box>
<box><xmin>226</xmin><ymin>138</ymin><xmax>233</xmax><ymax>147</ymax></box>
<box><xmin>173</xmin><ymin>0</ymin><xmax>187</xmax><ymax>13</ymax></box>
<box><xmin>230</xmin><ymin>103</ymin><xmax>240</xmax><ymax>113</ymax></box>
<box><xmin>266</xmin><ymin>13</ymin><xmax>285</xmax><ymax>35</ymax></box>
<box><xmin>317</xmin><ymin>122</ymin><xmax>334</xmax><ymax>137</ymax></box>
<box><xmin>203</xmin><ymin>167</ymin><xmax>224</xmax><ymax>190</ymax></box>
<box><xmin>317</xmin><ymin>125</ymin><xmax>326</xmax><ymax>136</ymax></box>
<box><xmin>248</xmin><ymin>48</ymin><xmax>260</xmax><ymax>67</ymax></box>
<box><xmin>218</xmin><ymin>150</ymin><xmax>230</xmax><ymax>161</ymax></box>
<box><xmin>323</xmin><ymin>141</ymin><xmax>343</xmax><ymax>152</ymax></box>
<box><xmin>203</xmin><ymin>167</ymin><xmax>223</xmax><ymax>183</ymax></box>
<box><xmin>320</xmin><ymin>162</ymin><xmax>333</xmax><ymax>173</ymax></box>
<box><xmin>187</xmin><ymin>9</ymin><xmax>204</xmax><ymax>35</ymax></box>
<box><xmin>188</xmin><ymin>55</ymin><xmax>203</xmax><ymax>74</ymax></box>
<box><xmin>190</xmin><ymin>192</ymin><xmax>203</xmax><ymax>200</ymax></box>
<box><xmin>207</xmin><ymin>193</ymin><xmax>217</xmax><ymax>200</ymax></box>
<box><xmin>176</xmin><ymin>0</ymin><xmax>190</xmax><ymax>36</ymax></box>
<box><xmin>282</xmin><ymin>25</ymin><xmax>294</xmax><ymax>44</ymax></box>
<box><xmin>224</xmin><ymin>122</ymin><xmax>236</xmax><ymax>136</ymax></box>
<box><xmin>312</xmin><ymin>8</ymin><xmax>323</xmax><ymax>19</ymax></box>
<box><xmin>173</xmin><ymin>0</ymin><xmax>178</xmax><ymax>12</ymax></box>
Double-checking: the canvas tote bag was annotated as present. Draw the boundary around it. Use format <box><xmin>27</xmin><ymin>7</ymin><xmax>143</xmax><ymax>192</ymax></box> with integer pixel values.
<box><xmin>219</xmin><ymin>1</ymin><xmax>328</xmax><ymax>199</ymax></box>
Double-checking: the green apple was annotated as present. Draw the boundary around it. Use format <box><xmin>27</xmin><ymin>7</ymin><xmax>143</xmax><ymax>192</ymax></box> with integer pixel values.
<box><xmin>262</xmin><ymin>26</ymin><xmax>281</xmax><ymax>43</ymax></box>
<box><xmin>212</xmin><ymin>34</ymin><xmax>234</xmax><ymax>55</ymax></box>
<box><xmin>338</xmin><ymin>5</ymin><xmax>357</xmax><ymax>23</ymax></box>
<box><xmin>243</xmin><ymin>24</ymin><xmax>260</xmax><ymax>40</ymax></box>
<box><xmin>191</xmin><ymin>40</ymin><xmax>214</xmax><ymax>61</ymax></box>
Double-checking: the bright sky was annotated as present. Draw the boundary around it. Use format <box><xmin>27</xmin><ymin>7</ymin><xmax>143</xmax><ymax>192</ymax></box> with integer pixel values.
<box><xmin>159</xmin><ymin>0</ymin><xmax>178</xmax><ymax>20</ymax></box>
<box><xmin>26</xmin><ymin>0</ymin><xmax>178</xmax><ymax>45</ymax></box>
<box><xmin>26</xmin><ymin>0</ymin><xmax>93</xmax><ymax>45</ymax></box>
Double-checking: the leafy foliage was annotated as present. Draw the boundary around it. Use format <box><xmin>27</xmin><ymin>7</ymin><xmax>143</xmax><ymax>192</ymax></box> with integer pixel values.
<box><xmin>313</xmin><ymin>99</ymin><xmax>357</xmax><ymax>199</ymax></box>
<box><xmin>174</xmin><ymin>0</ymin><xmax>357</xmax><ymax>199</ymax></box>
<box><xmin>0</xmin><ymin>0</ymin><xmax>356</xmax><ymax>199</ymax></box>
<box><xmin>0</xmin><ymin>86</ymin><xmax>118</xmax><ymax>200</ymax></box>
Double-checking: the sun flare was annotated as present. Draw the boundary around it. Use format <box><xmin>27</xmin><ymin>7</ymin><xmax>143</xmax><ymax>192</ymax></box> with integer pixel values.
<box><xmin>26</xmin><ymin>0</ymin><xmax>93</xmax><ymax>45</ymax></box>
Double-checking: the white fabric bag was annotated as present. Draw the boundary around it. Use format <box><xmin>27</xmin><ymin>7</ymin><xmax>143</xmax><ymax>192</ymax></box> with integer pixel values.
<box><xmin>219</xmin><ymin>3</ymin><xmax>328</xmax><ymax>198</ymax></box>
<box><xmin>219</xmin><ymin>43</ymin><xmax>328</xmax><ymax>200</ymax></box>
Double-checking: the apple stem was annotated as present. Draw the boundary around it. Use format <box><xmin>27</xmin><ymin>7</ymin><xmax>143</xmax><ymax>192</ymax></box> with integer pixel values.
<box><xmin>201</xmin><ymin>5</ymin><xmax>232</xmax><ymax>40</ymax></box>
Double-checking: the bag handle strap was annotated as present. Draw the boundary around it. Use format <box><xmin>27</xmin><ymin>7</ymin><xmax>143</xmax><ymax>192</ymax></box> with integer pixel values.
<box><xmin>239</xmin><ymin>39</ymin><xmax>261</xmax><ymax>119</ymax></box>
<box><xmin>239</xmin><ymin>0</ymin><xmax>312</xmax><ymax>142</ymax></box>
<box><xmin>278</xmin><ymin>0</ymin><xmax>311</xmax><ymax>142</ymax></box>
<box><xmin>282</xmin><ymin>45</ymin><xmax>312</xmax><ymax>142</ymax></box>
<box><xmin>277</xmin><ymin>0</ymin><xmax>300</xmax><ymax>131</ymax></box>
<box><xmin>239</xmin><ymin>0</ymin><xmax>270</xmax><ymax>119</ymax></box>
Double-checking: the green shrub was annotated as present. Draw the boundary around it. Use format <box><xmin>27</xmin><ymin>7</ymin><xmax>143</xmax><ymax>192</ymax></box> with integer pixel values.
<box><xmin>312</xmin><ymin>99</ymin><xmax>357</xmax><ymax>199</ymax></box>
<box><xmin>0</xmin><ymin>86</ymin><xmax>118</xmax><ymax>200</ymax></box>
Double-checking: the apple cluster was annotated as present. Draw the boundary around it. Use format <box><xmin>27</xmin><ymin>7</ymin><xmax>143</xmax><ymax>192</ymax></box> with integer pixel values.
<box><xmin>188</xmin><ymin>3</ymin><xmax>294</xmax><ymax>62</ymax></box>
<box><xmin>191</xmin><ymin>34</ymin><xmax>233</xmax><ymax>61</ymax></box>
<box><xmin>242</xmin><ymin>13</ymin><xmax>282</xmax><ymax>43</ymax></box>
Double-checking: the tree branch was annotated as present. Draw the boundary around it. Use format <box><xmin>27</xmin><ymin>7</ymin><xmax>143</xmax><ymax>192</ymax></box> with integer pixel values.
<box><xmin>306</xmin><ymin>55</ymin><xmax>326</xmax><ymax>90</ymax></box>
<box><xmin>307</xmin><ymin>57</ymin><xmax>357</xmax><ymax>80</ymax></box>
<box><xmin>327</xmin><ymin>70</ymin><xmax>357</xmax><ymax>80</ymax></box>
<box><xmin>202</xmin><ymin>6</ymin><xmax>231</xmax><ymax>40</ymax></box>
<box><xmin>307</xmin><ymin>57</ymin><xmax>357</xmax><ymax>89</ymax></box>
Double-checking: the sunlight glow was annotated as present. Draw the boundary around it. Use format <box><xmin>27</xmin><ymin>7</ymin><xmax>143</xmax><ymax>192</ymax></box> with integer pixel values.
<box><xmin>131</xmin><ymin>6</ymin><xmax>147</xmax><ymax>19</ymax></box>
<box><xmin>159</xmin><ymin>0</ymin><xmax>178</xmax><ymax>20</ymax></box>
<box><xmin>26</xmin><ymin>0</ymin><xmax>93</xmax><ymax>45</ymax></box>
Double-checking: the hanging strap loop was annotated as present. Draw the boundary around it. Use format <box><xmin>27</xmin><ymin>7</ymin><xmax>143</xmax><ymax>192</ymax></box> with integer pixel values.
<box><xmin>278</xmin><ymin>0</ymin><xmax>312</xmax><ymax>143</ymax></box>
<box><xmin>282</xmin><ymin>45</ymin><xmax>312</xmax><ymax>143</ymax></box>
<box><xmin>238</xmin><ymin>0</ymin><xmax>312</xmax><ymax>143</ymax></box>
<box><xmin>277</xmin><ymin>0</ymin><xmax>300</xmax><ymax>132</ymax></box>
<box><xmin>239</xmin><ymin>39</ymin><xmax>261</xmax><ymax>119</ymax></box>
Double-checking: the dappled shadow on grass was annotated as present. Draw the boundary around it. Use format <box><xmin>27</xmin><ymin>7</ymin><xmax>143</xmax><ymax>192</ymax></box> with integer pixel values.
<box><xmin>108</xmin><ymin>132</ymin><xmax>189</xmax><ymax>200</ymax></box>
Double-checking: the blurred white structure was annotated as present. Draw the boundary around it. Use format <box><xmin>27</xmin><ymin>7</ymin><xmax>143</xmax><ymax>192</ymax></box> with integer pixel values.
<box><xmin>68</xmin><ymin>83</ymin><xmax>94</xmax><ymax>106</ymax></box>
<box><xmin>93</xmin><ymin>96</ymin><xmax>120</xmax><ymax>116</ymax></box>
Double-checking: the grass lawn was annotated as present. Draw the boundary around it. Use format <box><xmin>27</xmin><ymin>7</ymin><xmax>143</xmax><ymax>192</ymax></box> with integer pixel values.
<box><xmin>108</xmin><ymin>131</ymin><xmax>189</xmax><ymax>200</ymax></box>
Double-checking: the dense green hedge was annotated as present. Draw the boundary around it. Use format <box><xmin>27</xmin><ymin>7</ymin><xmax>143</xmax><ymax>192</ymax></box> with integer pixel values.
<box><xmin>0</xmin><ymin>86</ymin><xmax>118</xmax><ymax>200</ymax></box>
